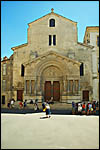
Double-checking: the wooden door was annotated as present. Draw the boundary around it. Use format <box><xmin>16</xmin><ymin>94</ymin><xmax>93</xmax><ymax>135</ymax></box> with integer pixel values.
<box><xmin>53</xmin><ymin>81</ymin><xmax>60</xmax><ymax>101</ymax></box>
<box><xmin>83</xmin><ymin>90</ymin><xmax>89</xmax><ymax>101</ymax></box>
<box><xmin>44</xmin><ymin>81</ymin><xmax>51</xmax><ymax>101</ymax></box>
<box><xmin>17</xmin><ymin>90</ymin><xmax>23</xmax><ymax>101</ymax></box>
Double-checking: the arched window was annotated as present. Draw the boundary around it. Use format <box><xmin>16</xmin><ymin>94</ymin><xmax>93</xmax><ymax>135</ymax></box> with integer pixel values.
<box><xmin>49</xmin><ymin>19</ymin><xmax>55</xmax><ymax>27</ymax></box>
<box><xmin>80</xmin><ymin>63</ymin><xmax>84</xmax><ymax>76</ymax></box>
<box><xmin>21</xmin><ymin>64</ymin><xmax>25</xmax><ymax>76</ymax></box>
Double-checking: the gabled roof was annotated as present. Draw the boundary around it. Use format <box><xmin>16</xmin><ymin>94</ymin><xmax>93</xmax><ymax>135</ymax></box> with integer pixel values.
<box><xmin>23</xmin><ymin>50</ymin><xmax>80</xmax><ymax>66</ymax></box>
<box><xmin>11</xmin><ymin>43</ymin><xmax>28</xmax><ymax>51</ymax></box>
<box><xmin>28</xmin><ymin>9</ymin><xmax>77</xmax><ymax>26</ymax></box>
<box><xmin>1</xmin><ymin>54</ymin><xmax>13</xmax><ymax>62</ymax></box>
<box><xmin>11</xmin><ymin>9</ymin><xmax>77</xmax><ymax>51</ymax></box>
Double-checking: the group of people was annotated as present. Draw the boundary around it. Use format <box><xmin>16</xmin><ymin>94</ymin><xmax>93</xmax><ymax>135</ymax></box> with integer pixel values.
<box><xmin>7</xmin><ymin>99</ymin><xmax>15</xmax><ymax>108</ymax></box>
<box><xmin>7</xmin><ymin>99</ymin><xmax>39</xmax><ymax>111</ymax></box>
<box><xmin>7</xmin><ymin>97</ymin><xmax>52</xmax><ymax>118</ymax></box>
<box><xmin>19</xmin><ymin>99</ymin><xmax>40</xmax><ymax>111</ymax></box>
<box><xmin>72</xmin><ymin>101</ymin><xmax>99</xmax><ymax>115</ymax></box>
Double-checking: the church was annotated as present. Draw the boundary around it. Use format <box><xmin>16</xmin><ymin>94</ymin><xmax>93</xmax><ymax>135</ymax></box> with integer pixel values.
<box><xmin>1</xmin><ymin>9</ymin><xmax>99</xmax><ymax>108</ymax></box>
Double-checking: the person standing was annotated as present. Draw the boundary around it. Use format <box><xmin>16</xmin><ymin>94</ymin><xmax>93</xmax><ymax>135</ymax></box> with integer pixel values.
<box><xmin>19</xmin><ymin>101</ymin><xmax>23</xmax><ymax>109</ymax></box>
<box><xmin>45</xmin><ymin>102</ymin><xmax>51</xmax><ymax>118</ymax></box>
<box><xmin>7</xmin><ymin>101</ymin><xmax>11</xmax><ymax>108</ymax></box>
<box><xmin>10</xmin><ymin>99</ymin><xmax>14</xmax><ymax>108</ymax></box>
<box><xmin>23</xmin><ymin>100</ymin><xmax>27</xmax><ymax>109</ymax></box>
<box><xmin>34</xmin><ymin>98</ymin><xmax>39</xmax><ymax>111</ymax></box>
<box><xmin>82</xmin><ymin>102</ymin><xmax>86</xmax><ymax>115</ymax></box>
<box><xmin>72</xmin><ymin>102</ymin><xmax>76</xmax><ymax>115</ymax></box>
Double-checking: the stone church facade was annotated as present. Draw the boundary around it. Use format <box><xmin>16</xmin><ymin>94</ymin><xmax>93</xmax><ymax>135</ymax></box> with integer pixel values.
<box><xmin>1</xmin><ymin>9</ymin><xmax>99</xmax><ymax>108</ymax></box>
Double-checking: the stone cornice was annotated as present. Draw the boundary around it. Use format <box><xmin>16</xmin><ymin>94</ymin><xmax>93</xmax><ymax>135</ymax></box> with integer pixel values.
<box><xmin>83</xmin><ymin>26</ymin><xmax>99</xmax><ymax>43</ymax></box>
<box><xmin>28</xmin><ymin>12</ymin><xmax>77</xmax><ymax>26</ymax></box>
<box><xmin>86</xmin><ymin>26</ymin><xmax>99</xmax><ymax>31</ymax></box>
<box><xmin>23</xmin><ymin>51</ymin><xmax>81</xmax><ymax>66</ymax></box>
<box><xmin>77</xmin><ymin>42</ymin><xmax>94</xmax><ymax>48</ymax></box>
<box><xmin>11</xmin><ymin>43</ymin><xmax>28</xmax><ymax>51</ymax></box>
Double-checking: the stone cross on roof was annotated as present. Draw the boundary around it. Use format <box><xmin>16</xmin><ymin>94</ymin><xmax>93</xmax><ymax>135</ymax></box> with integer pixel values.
<box><xmin>51</xmin><ymin>8</ymin><xmax>54</xmax><ymax>12</ymax></box>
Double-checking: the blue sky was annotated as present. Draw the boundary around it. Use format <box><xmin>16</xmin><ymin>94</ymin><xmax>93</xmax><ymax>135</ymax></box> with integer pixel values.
<box><xmin>1</xmin><ymin>1</ymin><xmax>99</xmax><ymax>58</ymax></box>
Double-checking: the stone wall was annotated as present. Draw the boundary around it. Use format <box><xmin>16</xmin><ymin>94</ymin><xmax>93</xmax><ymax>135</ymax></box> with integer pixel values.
<box><xmin>1</xmin><ymin>11</ymin><xmax>96</xmax><ymax>107</ymax></box>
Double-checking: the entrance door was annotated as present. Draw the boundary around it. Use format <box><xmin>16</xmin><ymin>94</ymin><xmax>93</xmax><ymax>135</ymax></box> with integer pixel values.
<box><xmin>17</xmin><ymin>90</ymin><xmax>23</xmax><ymax>101</ymax></box>
<box><xmin>44</xmin><ymin>81</ymin><xmax>51</xmax><ymax>101</ymax></box>
<box><xmin>83</xmin><ymin>90</ymin><xmax>89</xmax><ymax>101</ymax></box>
<box><xmin>53</xmin><ymin>81</ymin><xmax>60</xmax><ymax>101</ymax></box>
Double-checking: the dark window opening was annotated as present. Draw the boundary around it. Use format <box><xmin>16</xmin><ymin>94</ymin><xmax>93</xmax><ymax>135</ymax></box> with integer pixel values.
<box><xmin>2</xmin><ymin>96</ymin><xmax>5</xmax><ymax>104</ymax></box>
<box><xmin>80</xmin><ymin>63</ymin><xmax>84</xmax><ymax>76</ymax></box>
<box><xmin>49</xmin><ymin>19</ymin><xmax>55</xmax><ymax>27</ymax></box>
<box><xmin>53</xmin><ymin>35</ymin><xmax>56</xmax><ymax>45</ymax></box>
<box><xmin>21</xmin><ymin>64</ymin><xmax>25</xmax><ymax>76</ymax></box>
<box><xmin>49</xmin><ymin>35</ymin><xmax>52</xmax><ymax>45</ymax></box>
<box><xmin>97</xmin><ymin>36</ymin><xmax>99</xmax><ymax>47</ymax></box>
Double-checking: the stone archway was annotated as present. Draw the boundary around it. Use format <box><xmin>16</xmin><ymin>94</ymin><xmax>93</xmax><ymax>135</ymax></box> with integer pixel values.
<box><xmin>29</xmin><ymin>52</ymin><xmax>81</xmax><ymax>102</ymax></box>
<box><xmin>34</xmin><ymin>59</ymin><xmax>67</xmax><ymax>99</ymax></box>
<box><xmin>41</xmin><ymin>65</ymin><xmax>62</xmax><ymax>101</ymax></box>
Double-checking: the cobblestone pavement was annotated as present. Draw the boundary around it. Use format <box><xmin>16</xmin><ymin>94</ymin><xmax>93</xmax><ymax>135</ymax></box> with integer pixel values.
<box><xmin>1</xmin><ymin>113</ymin><xmax>99</xmax><ymax>149</ymax></box>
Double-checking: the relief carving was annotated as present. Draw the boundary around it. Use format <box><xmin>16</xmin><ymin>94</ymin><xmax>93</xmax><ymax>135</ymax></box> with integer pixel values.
<box><xmin>42</xmin><ymin>66</ymin><xmax>62</xmax><ymax>77</ymax></box>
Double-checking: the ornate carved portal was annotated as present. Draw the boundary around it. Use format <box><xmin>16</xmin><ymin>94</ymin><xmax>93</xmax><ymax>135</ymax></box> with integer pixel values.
<box><xmin>42</xmin><ymin>66</ymin><xmax>62</xmax><ymax>101</ymax></box>
<box><xmin>42</xmin><ymin>66</ymin><xmax>62</xmax><ymax>78</ymax></box>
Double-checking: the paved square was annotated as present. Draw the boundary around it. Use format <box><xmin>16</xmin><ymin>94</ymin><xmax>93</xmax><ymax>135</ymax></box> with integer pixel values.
<box><xmin>1</xmin><ymin>113</ymin><xmax>99</xmax><ymax>149</ymax></box>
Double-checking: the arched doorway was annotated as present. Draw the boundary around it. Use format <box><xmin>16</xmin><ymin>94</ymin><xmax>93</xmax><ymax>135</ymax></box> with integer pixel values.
<box><xmin>42</xmin><ymin>65</ymin><xmax>62</xmax><ymax>101</ymax></box>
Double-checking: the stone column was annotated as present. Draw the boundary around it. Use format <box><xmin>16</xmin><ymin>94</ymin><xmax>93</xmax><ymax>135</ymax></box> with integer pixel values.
<box><xmin>37</xmin><ymin>77</ymin><xmax>40</xmax><ymax>91</ymax></box>
<box><xmin>63</xmin><ymin>76</ymin><xmax>67</xmax><ymax>93</ymax></box>
<box><xmin>34</xmin><ymin>79</ymin><xmax>37</xmax><ymax>96</ymax></box>
<box><xmin>37</xmin><ymin>76</ymin><xmax>42</xmax><ymax>95</ymax></box>
<box><xmin>63</xmin><ymin>80</ymin><xmax>66</xmax><ymax>91</ymax></box>
<box><xmin>24</xmin><ymin>80</ymin><xmax>26</xmax><ymax>94</ymax></box>
<box><xmin>30</xmin><ymin>80</ymin><xmax>32</xmax><ymax>94</ymax></box>
<box><xmin>67</xmin><ymin>80</ymin><xmax>70</xmax><ymax>92</ymax></box>
<box><xmin>62</xmin><ymin>76</ymin><xmax>67</xmax><ymax>102</ymax></box>
<box><xmin>78</xmin><ymin>80</ymin><xmax>80</xmax><ymax>91</ymax></box>
<box><xmin>78</xmin><ymin>80</ymin><xmax>81</xmax><ymax>96</ymax></box>
<box><xmin>72</xmin><ymin>80</ymin><xmax>75</xmax><ymax>94</ymax></box>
